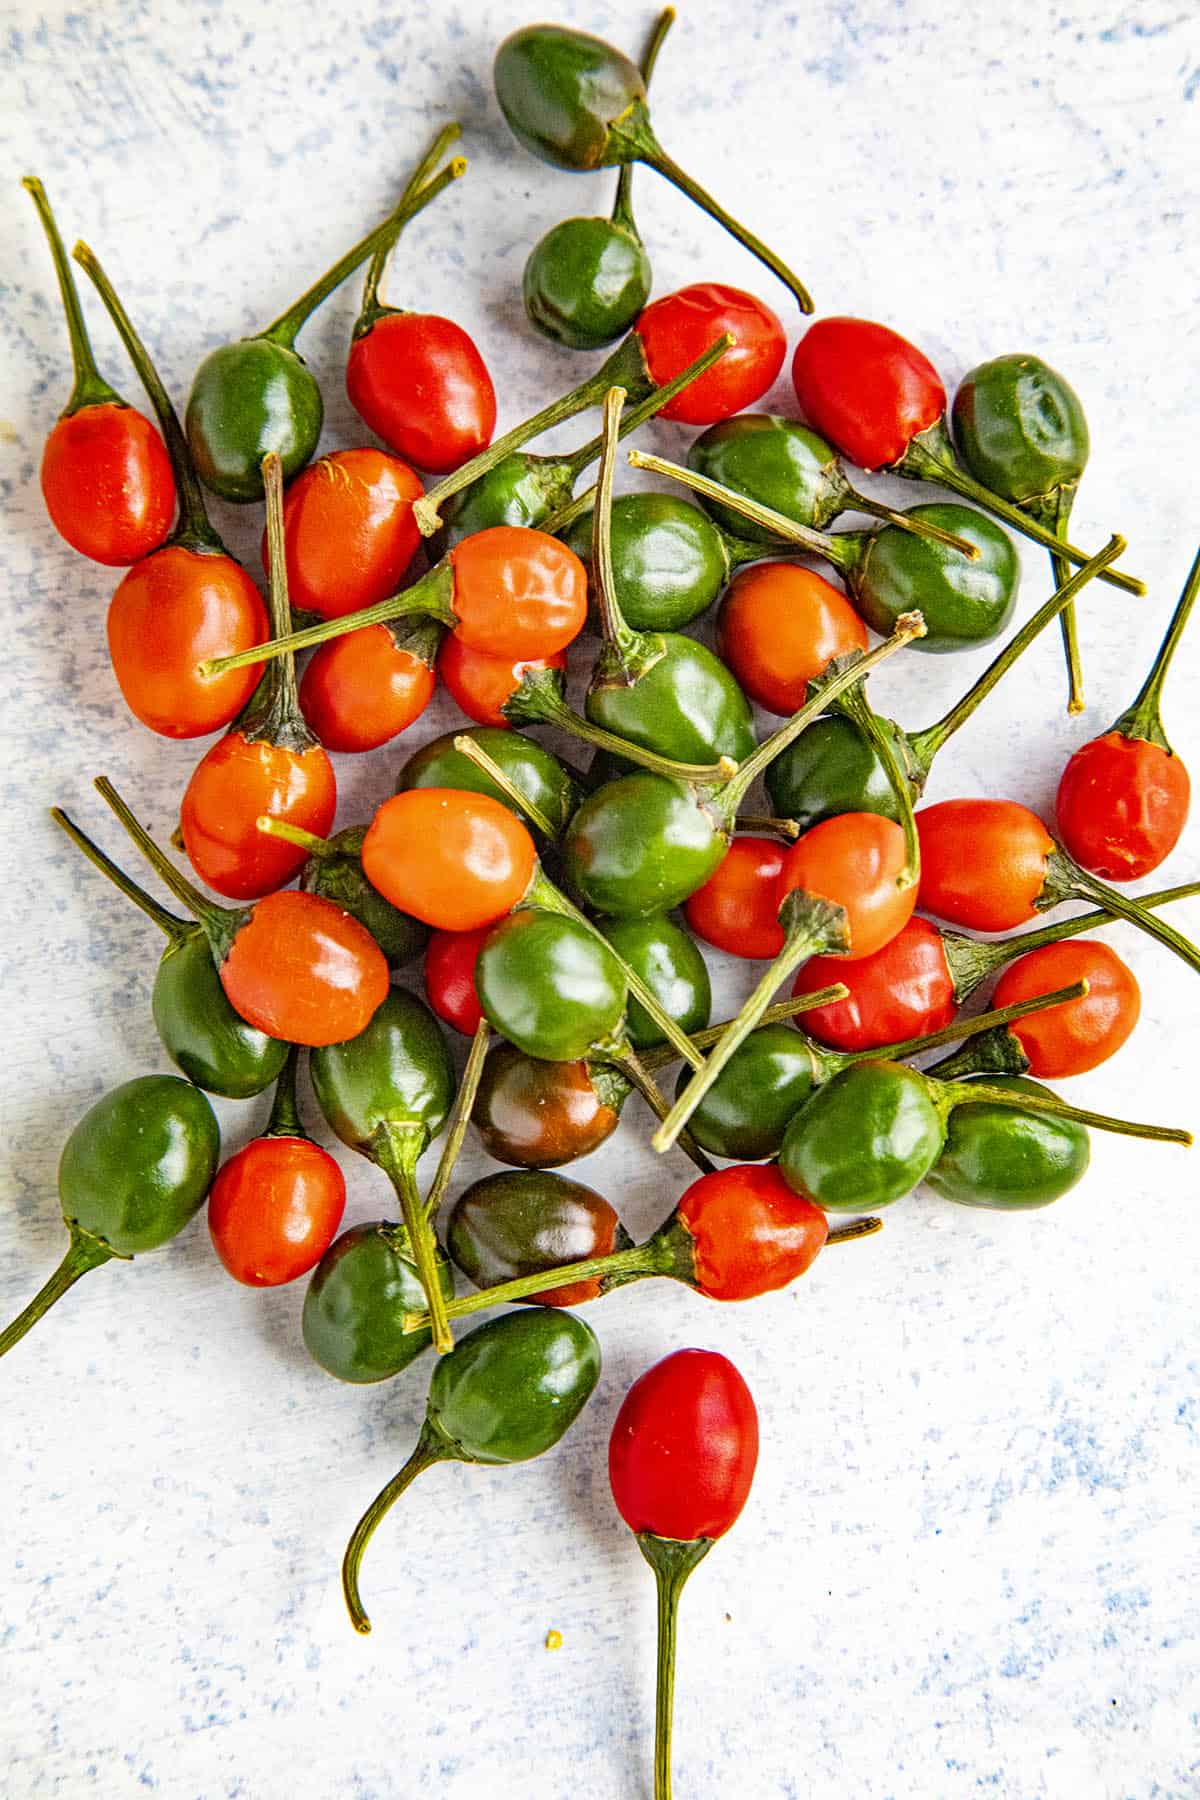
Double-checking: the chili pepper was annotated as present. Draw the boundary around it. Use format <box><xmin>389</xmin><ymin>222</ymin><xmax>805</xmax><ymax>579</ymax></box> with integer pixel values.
<box><xmin>185</xmin><ymin>157</ymin><xmax>463</xmax><ymax>503</ymax></box>
<box><xmin>424</xmin><ymin>926</ymin><xmax>489</xmax><ymax>1035</ymax></box>
<box><xmin>791</xmin><ymin>881</ymin><xmax>1200</xmax><ymax>1053</ymax></box>
<box><xmin>310</xmin><ymin>987</ymin><xmax>456</xmax><ymax>1351</ymax></box>
<box><xmin>683</xmin><ymin>836</ymin><xmax>788</xmax><ymax>960</ymax></box>
<box><xmin>52</xmin><ymin>807</ymin><xmax>290</xmax><ymax>1098</ymax></box>
<box><xmin>561</xmin><ymin>492</ymin><xmax>741</xmax><ymax>633</ymax></box>
<box><xmin>199</xmin><ymin>523</ymin><xmax>589</xmax><ymax>683</ymax></box>
<box><xmin>93</xmin><ymin>778</ymin><xmax>389</xmax><ymax>1046</ymax></box>
<box><xmin>923</xmin><ymin>1075</ymin><xmax>1091</xmax><ymax>1210</ymax></box>
<box><xmin>951</xmin><ymin>353</ymin><xmax>1092</xmax><ymax>710</ymax></box>
<box><xmin>0</xmin><ymin>1076</ymin><xmax>219</xmax><ymax>1360</ymax></box>
<box><xmin>916</xmin><ymin>796</ymin><xmax>1200</xmax><ymax>978</ymax></box>
<box><xmin>476</xmin><ymin>909</ymin><xmax>630</xmax><ymax>1062</ymax></box>
<box><xmin>341</xmin><ymin>1307</ymin><xmax>602</xmax><ymax>1633</ymax></box>
<box><xmin>778</xmin><ymin>1059</ymin><xmax>1188</xmax><ymax>1212</ymax></box>
<box><xmin>438</xmin><ymin>638</ymin><xmax>567</xmax><ymax>726</ymax></box>
<box><xmin>72</xmin><ymin>244</ymin><xmax>268</xmax><ymax>738</ymax></box>
<box><xmin>178</xmin><ymin>455</ymin><xmax>336</xmax><ymax>899</ymax></box>
<box><xmin>522</xmin><ymin>9</ymin><xmax>673</xmax><ymax>350</ymax></box>
<box><xmin>397</xmin><ymin>726</ymin><xmax>582</xmax><ymax>841</ymax></box>
<box><xmin>207</xmin><ymin>1049</ymin><xmax>346</xmax><ymax>1286</ymax></box>
<box><xmin>302</xmin><ymin>1021</ymin><xmax>487</xmax><ymax>1383</ymax></box>
<box><xmin>790</xmin><ymin>317</ymin><xmax>1143</xmax><ymax>596</ymax></box>
<box><xmin>493</xmin><ymin>22</ymin><xmax>812</xmax><ymax>309</ymax></box>
<box><xmin>717</xmin><ymin>562</ymin><xmax>868</xmax><ymax>716</ymax></box>
<box><xmin>764</xmin><ymin>536</ymin><xmax>1125</xmax><ymax>830</ymax></box>
<box><xmin>247</xmin><ymin>820</ymin><xmax>428</xmax><ymax>968</ymax></box>
<box><xmin>346</xmin><ymin>125</ymin><xmax>496</xmax><ymax>474</ymax></box>
<box><xmin>448</xmin><ymin>1170</ymin><xmax>633</xmax><ymax>1307</ymax></box>
<box><xmin>599</xmin><ymin>914</ymin><xmax>711</xmax><ymax>1051</ymax></box>
<box><xmin>299</xmin><ymin>618</ymin><xmax>441</xmax><ymax>755</ymax></box>
<box><xmin>431</xmin><ymin>335</ymin><xmax>731</xmax><ymax>552</ymax></box>
<box><xmin>1056</xmin><ymin>546</ymin><xmax>1200</xmax><ymax>880</ymax></box>
<box><xmin>469</xmin><ymin>991</ymin><xmax>847</xmax><ymax>1170</ymax></box>
<box><xmin>23</xmin><ymin>177</ymin><xmax>175</xmax><ymax>565</ymax></box>
<box><xmin>635</xmin><ymin>446</ymin><xmax>1015</xmax><ymax>654</ymax></box>
<box><xmin>562</xmin><ymin>615</ymin><xmax>925</xmax><ymax>922</ymax></box>
<box><xmin>263</xmin><ymin>447</ymin><xmax>423</xmax><ymax>620</ymax></box>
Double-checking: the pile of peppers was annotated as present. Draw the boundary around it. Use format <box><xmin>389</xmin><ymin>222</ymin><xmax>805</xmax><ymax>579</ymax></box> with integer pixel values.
<box><xmin>11</xmin><ymin>15</ymin><xmax>1199</xmax><ymax>1797</ymax></box>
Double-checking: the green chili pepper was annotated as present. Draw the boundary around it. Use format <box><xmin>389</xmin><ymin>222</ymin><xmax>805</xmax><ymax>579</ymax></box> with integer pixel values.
<box><xmin>924</xmin><ymin>1075</ymin><xmax>1091</xmax><ymax>1210</ymax></box>
<box><xmin>397</xmin><ymin>727</ymin><xmax>581</xmax><ymax>839</ymax></box>
<box><xmin>599</xmin><ymin>914</ymin><xmax>711</xmax><ymax>1050</ymax></box>
<box><xmin>448</xmin><ymin>1169</ymin><xmax>636</xmax><ymax>1305</ymax></box>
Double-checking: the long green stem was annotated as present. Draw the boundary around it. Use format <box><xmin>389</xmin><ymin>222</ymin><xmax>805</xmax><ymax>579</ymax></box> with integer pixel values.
<box><xmin>897</xmin><ymin>421</ymin><xmax>1144</xmax><ymax>597</ymax></box>
<box><xmin>1114</xmin><ymin>542</ymin><xmax>1200</xmax><ymax>747</ymax></box>
<box><xmin>505</xmin><ymin>666</ymin><xmax>736</xmax><ymax>784</ymax></box>
<box><xmin>358</xmin><ymin>123</ymin><xmax>463</xmax><ymax>325</ymax></box>
<box><xmin>255</xmin><ymin>817</ymin><xmax>337</xmax><ymax>858</ymax></box>
<box><xmin>264</xmin><ymin>1046</ymin><xmax>305</xmax><ymax>1139</ymax></box>
<box><xmin>591</xmin><ymin>386</ymin><xmax>643</xmax><ymax>667</ymax></box>
<box><xmin>652</xmin><ymin>892</ymin><xmax>850</xmax><ymax>1154</ymax></box>
<box><xmin>930</xmin><ymin>1075</ymin><xmax>1191</xmax><ymax>1146</ymax></box>
<box><xmin>611</xmin><ymin>8</ymin><xmax>675</xmax><ymax>228</ymax></box>
<box><xmin>373</xmin><ymin>1122</ymin><xmax>453</xmax><ymax>1355</ymax></box>
<box><xmin>423</xmin><ymin>1019</ymin><xmax>490</xmax><ymax>1224</ymax></box>
<box><xmin>451</xmin><ymin>734</ymin><xmax>557</xmax><ymax>838</ymax></box>
<box><xmin>560</xmin><ymin>335</ymin><xmax>732</xmax><ymax>487</ymax></box>
<box><xmin>844</xmin><ymin>978</ymin><xmax>1087</xmax><ymax>1068</ymax></box>
<box><xmin>1044</xmin><ymin>852</ymin><xmax>1200</xmax><ymax>981</ymax></box>
<box><xmin>259</xmin><ymin>157</ymin><xmax>465</xmax><ymax>349</ymax></box>
<box><xmin>23</xmin><ymin>177</ymin><xmax>118</xmax><ymax>413</ymax></box>
<box><xmin>635</xmin><ymin>1532</ymin><xmax>714</xmax><ymax>1800</ymax></box>
<box><xmin>341</xmin><ymin>1424</ymin><xmax>451</xmax><ymax>1634</ymax></box>
<box><xmin>74</xmin><ymin>240</ymin><xmax>219</xmax><ymax>550</ymax></box>
<box><xmin>241</xmin><ymin>451</ymin><xmax>311</xmax><ymax>748</ymax></box>
<box><xmin>1047</xmin><ymin>490</ymin><xmax>1084</xmax><ymax>715</ymax></box>
<box><xmin>51</xmin><ymin>807</ymin><xmax>186</xmax><ymax>941</ymax></box>
<box><xmin>906</xmin><ymin>534</ymin><xmax>1127</xmax><ymax>776</ymax></box>
<box><xmin>831</xmin><ymin>681</ymin><xmax>921</xmax><ymax>883</ymax></box>
<box><xmin>0</xmin><ymin>1225</ymin><xmax>114</xmax><ymax>1360</ymax></box>
<box><xmin>608</xmin><ymin>1044</ymin><xmax>715</xmax><ymax>1175</ymax></box>
<box><xmin>92</xmin><ymin>776</ymin><xmax>238</xmax><ymax>952</ymax></box>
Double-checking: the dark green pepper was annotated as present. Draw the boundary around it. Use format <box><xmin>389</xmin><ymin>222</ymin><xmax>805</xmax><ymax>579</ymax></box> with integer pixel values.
<box><xmin>924</xmin><ymin>1075</ymin><xmax>1090</xmax><ymax>1210</ymax></box>
<box><xmin>302</xmin><ymin>1221</ymin><xmax>453</xmax><ymax>1383</ymax></box>
<box><xmin>522</xmin><ymin>10</ymin><xmax>671</xmax><ymax>350</ymax></box>
<box><xmin>563</xmin><ymin>492</ymin><xmax>736</xmax><ymax>631</ymax></box>
<box><xmin>0</xmin><ymin>1075</ymin><xmax>219</xmax><ymax>1358</ymax></box>
<box><xmin>600</xmin><ymin>913</ymin><xmax>711</xmax><ymax>1050</ymax></box>
<box><xmin>342</xmin><ymin>1307</ymin><xmax>602</xmax><ymax>1632</ymax></box>
<box><xmin>448</xmin><ymin>1169</ymin><xmax>635</xmax><ymax>1305</ymax></box>
<box><xmin>53</xmin><ymin>807</ymin><xmax>289</xmax><ymax>1098</ymax></box>
<box><xmin>493</xmin><ymin>22</ymin><xmax>813</xmax><ymax>309</ymax></box>
<box><xmin>397</xmin><ymin>726</ymin><xmax>581</xmax><ymax>839</ymax></box>
<box><xmin>674</xmin><ymin>1022</ymin><xmax>817</xmax><ymax>1162</ymax></box>
<box><xmin>475</xmin><ymin>910</ymin><xmax>627</xmax><ymax>1062</ymax></box>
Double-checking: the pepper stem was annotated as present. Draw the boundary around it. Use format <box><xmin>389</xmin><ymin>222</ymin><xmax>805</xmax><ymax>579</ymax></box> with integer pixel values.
<box><xmin>897</xmin><ymin>420</ymin><xmax>1144</xmax><ymax>597</ymax></box>
<box><xmin>733</xmin><ymin>813</ymin><xmax>800</xmax><ymax>839</ymax></box>
<box><xmin>198</xmin><ymin>558</ymin><xmax>458</xmax><ymax>679</ymax></box>
<box><xmin>829</xmin><ymin>679</ymin><xmax>921</xmax><ymax>884</ymax></box>
<box><xmin>591</xmin><ymin>387</ymin><xmax>644</xmax><ymax>666</ymax></box>
<box><xmin>1046</xmin><ymin>489</ymin><xmax>1085</xmax><ymax>715</ymax></box>
<box><xmin>262</xmin><ymin>1046</ymin><xmax>305</xmax><ymax>1139</ymax></box>
<box><xmin>258</xmin><ymin>157</ymin><xmax>466</xmax><ymax>350</ymax></box>
<box><xmin>635</xmin><ymin>1531</ymin><xmax>715</xmax><ymax>1800</ymax></box>
<box><xmin>422</xmin><ymin>1018</ymin><xmax>490</xmax><ymax>1224</ymax></box>
<box><xmin>560</xmin><ymin>335</ymin><xmax>733</xmax><ymax>487</ymax></box>
<box><xmin>357</xmin><ymin>123</ymin><xmax>463</xmax><ymax>326</ymax></box>
<box><xmin>635</xmin><ymin>985</ymin><xmax>851</xmax><ymax>1076</ymax></box>
<box><xmin>341</xmin><ymin>1423</ymin><xmax>452</xmax><ymax>1634</ymax></box>
<box><xmin>1043</xmin><ymin>850</ymin><xmax>1200</xmax><ymax>982</ymax></box>
<box><xmin>837</xmin><ymin>480</ymin><xmax>982</xmax><ymax>557</ymax></box>
<box><xmin>652</xmin><ymin>891</ymin><xmax>851</xmax><ymax>1154</ymax></box>
<box><xmin>238</xmin><ymin>451</ymin><xmax>313</xmax><ymax>749</ymax></box>
<box><xmin>524</xmin><ymin>869</ymin><xmax>706</xmax><ymax>1072</ymax></box>
<box><xmin>23</xmin><ymin>177</ymin><xmax>119</xmax><ymax>414</ymax></box>
<box><xmin>928</xmin><ymin>1073</ymin><xmax>1191</xmax><ymax>1147</ymax></box>
<box><xmin>450</xmin><ymin>734</ymin><xmax>557</xmax><ymax>839</ymax></box>
<box><xmin>73</xmin><ymin>240</ymin><xmax>220</xmax><ymax>551</ymax></box>
<box><xmin>504</xmin><ymin>665</ymin><xmax>736</xmax><ymax>784</ymax></box>
<box><xmin>1113</xmin><ymin>542</ymin><xmax>1200</xmax><ymax>749</ymax></box>
<box><xmin>373</xmin><ymin>1121</ymin><xmax>453</xmax><ymax>1355</ymax></box>
<box><xmin>907</xmin><ymin>535</ymin><xmax>1126</xmax><ymax>775</ymax></box>
<box><xmin>405</xmin><ymin>1241</ymin><xmax>668</xmax><ymax>1332</ymax></box>
<box><xmin>92</xmin><ymin>775</ymin><xmax>242</xmax><ymax>960</ymax></box>
<box><xmin>0</xmin><ymin>1223</ymin><xmax>115</xmax><ymax>1360</ymax></box>
<box><xmin>51</xmin><ymin>806</ymin><xmax>187</xmax><ymax>942</ymax></box>
<box><xmin>843</xmin><ymin>978</ymin><xmax>1087</xmax><ymax>1068</ymax></box>
<box><xmin>826</xmin><ymin>1217</ymin><xmax>885</xmax><ymax>1245</ymax></box>
<box><xmin>611</xmin><ymin>8</ymin><xmax>675</xmax><ymax>228</ymax></box>
<box><xmin>255</xmin><ymin>816</ymin><xmax>338</xmax><ymax>858</ymax></box>
<box><xmin>607</xmin><ymin>1043</ymin><xmax>716</xmax><ymax>1176</ymax></box>
<box><xmin>627</xmin><ymin>448</ymin><xmax>978</xmax><ymax>561</ymax></box>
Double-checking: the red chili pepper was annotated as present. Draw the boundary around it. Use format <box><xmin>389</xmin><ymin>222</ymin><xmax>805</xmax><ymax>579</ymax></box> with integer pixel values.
<box><xmin>674</xmin><ymin>1164</ymin><xmax>827</xmax><ymax>1299</ymax></box>
<box><xmin>780</xmin><ymin>813</ymin><xmax>916</xmax><ymax>963</ymax></box>
<box><xmin>609</xmin><ymin>1348</ymin><xmax>759</xmax><ymax>1800</ymax></box>
<box><xmin>24</xmin><ymin>178</ymin><xmax>176</xmax><ymax>567</ymax></box>
<box><xmin>1056</xmin><ymin>547</ymin><xmax>1199</xmax><ymax>880</ymax></box>
<box><xmin>299</xmin><ymin>621</ymin><xmax>439</xmax><ymax>754</ymax></box>
<box><xmin>424</xmin><ymin>926</ymin><xmax>490</xmax><ymax>1035</ymax></box>
<box><xmin>989</xmin><ymin>940</ymin><xmax>1141</xmax><ymax>1078</ymax></box>
<box><xmin>438</xmin><ymin>635</ymin><xmax>568</xmax><ymax>727</ymax></box>
<box><xmin>634</xmin><ymin>282</ymin><xmax>785</xmax><ymax>424</ymax></box>
<box><xmin>683</xmin><ymin>836</ymin><xmax>788</xmax><ymax>960</ymax></box>
<box><xmin>716</xmin><ymin>561</ymin><xmax>868</xmax><ymax>717</ymax></box>
<box><xmin>180</xmin><ymin>454</ymin><xmax>336</xmax><ymax>899</ymax></box>
<box><xmin>262</xmin><ymin>447</ymin><xmax>423</xmax><ymax>619</ymax></box>
<box><xmin>363</xmin><ymin>788</ymin><xmax>537</xmax><ymax>932</ymax></box>
<box><xmin>207</xmin><ymin>1051</ymin><xmax>346</xmax><ymax>1286</ymax></box>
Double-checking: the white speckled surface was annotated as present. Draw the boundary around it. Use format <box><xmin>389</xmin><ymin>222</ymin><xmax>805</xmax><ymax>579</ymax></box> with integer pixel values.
<box><xmin>3</xmin><ymin>2</ymin><xmax>1199</xmax><ymax>1795</ymax></box>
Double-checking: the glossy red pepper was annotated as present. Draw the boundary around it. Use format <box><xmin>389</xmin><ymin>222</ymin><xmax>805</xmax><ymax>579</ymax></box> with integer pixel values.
<box><xmin>675</xmin><ymin>1164</ymin><xmax>827</xmax><ymax>1300</ymax></box>
<box><xmin>634</xmin><ymin>283</ymin><xmax>785</xmax><ymax>425</ymax></box>
<box><xmin>438</xmin><ymin>636</ymin><xmax>569</xmax><ymax>727</ymax></box>
<box><xmin>990</xmin><ymin>940</ymin><xmax>1141</xmax><ymax>1078</ymax></box>
<box><xmin>424</xmin><ymin>926</ymin><xmax>489</xmax><ymax>1035</ymax></box>
<box><xmin>262</xmin><ymin>447</ymin><xmax>423</xmax><ymax>619</ymax></box>
<box><xmin>363</xmin><ymin>788</ymin><xmax>537</xmax><ymax>931</ymax></box>
<box><xmin>716</xmin><ymin>561</ymin><xmax>868</xmax><ymax>717</ymax></box>
<box><xmin>299</xmin><ymin>622</ymin><xmax>439</xmax><ymax>754</ymax></box>
<box><xmin>683</xmin><ymin>836</ymin><xmax>787</xmax><ymax>961</ymax></box>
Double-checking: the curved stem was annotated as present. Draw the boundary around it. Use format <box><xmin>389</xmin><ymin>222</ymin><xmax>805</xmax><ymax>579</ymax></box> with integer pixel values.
<box><xmin>341</xmin><ymin>1424</ymin><xmax>451</xmax><ymax>1634</ymax></box>
<box><xmin>591</xmin><ymin>386</ymin><xmax>644</xmax><ymax>668</ymax></box>
<box><xmin>74</xmin><ymin>240</ymin><xmax>219</xmax><ymax>550</ymax></box>
<box><xmin>561</xmin><ymin>335</ymin><xmax>732</xmax><ymax>486</ymax></box>
<box><xmin>611</xmin><ymin>7</ymin><xmax>676</xmax><ymax>227</ymax></box>
<box><xmin>1047</xmin><ymin>489</ymin><xmax>1085</xmax><ymax>716</ymax></box>
<box><xmin>906</xmin><ymin>534</ymin><xmax>1126</xmax><ymax>775</ymax></box>
<box><xmin>450</xmin><ymin>734</ymin><xmax>556</xmax><ymax>839</ymax></box>
<box><xmin>627</xmin><ymin>448</ymin><xmax>853</xmax><ymax>564</ymax></box>
<box><xmin>637</xmin><ymin>985</ymin><xmax>851</xmax><ymax>1076</ymax></box>
<box><xmin>844</xmin><ymin>978</ymin><xmax>1087</xmax><ymax>1068</ymax></box>
<box><xmin>617</xmin><ymin>108</ymin><xmax>814</xmax><ymax>313</ymax></box>
<box><xmin>652</xmin><ymin>891</ymin><xmax>851</xmax><ymax>1154</ymax></box>
<box><xmin>51</xmin><ymin>806</ymin><xmax>186</xmax><ymax>941</ymax></box>
<box><xmin>635</xmin><ymin>1532</ymin><xmax>715</xmax><ymax>1800</ymax></box>
<box><xmin>23</xmin><ymin>178</ymin><xmax>118</xmax><ymax>413</ymax></box>
<box><xmin>831</xmin><ymin>682</ymin><xmax>921</xmax><ymax>883</ymax></box>
<box><xmin>422</xmin><ymin>1018</ymin><xmax>490</xmax><ymax>1223</ymax></box>
<box><xmin>92</xmin><ymin>776</ymin><xmax>238</xmax><ymax>953</ymax></box>
<box><xmin>263</xmin><ymin>1046</ymin><xmax>305</xmax><ymax>1139</ymax></box>
<box><xmin>414</xmin><ymin>331</ymin><xmax>654</xmax><ymax>534</ymax></box>
<box><xmin>373</xmin><ymin>1121</ymin><xmax>452</xmax><ymax>1355</ymax></box>
<box><xmin>259</xmin><ymin>157</ymin><xmax>465</xmax><ymax>349</ymax></box>
<box><xmin>406</xmin><ymin>1241</ymin><xmax>668</xmax><ymax>1331</ymax></box>
<box><xmin>838</xmin><ymin>480</ymin><xmax>981</xmax><ymax>557</ymax></box>
<box><xmin>358</xmin><ymin>123</ymin><xmax>462</xmax><ymax>325</ymax></box>
<box><xmin>897</xmin><ymin>421</ymin><xmax>1144</xmax><ymax>597</ymax></box>
<box><xmin>0</xmin><ymin>1224</ymin><xmax>114</xmax><ymax>1360</ymax></box>
<box><xmin>929</xmin><ymin>1074</ymin><xmax>1191</xmax><ymax>1147</ymax></box>
<box><xmin>198</xmin><ymin>559</ymin><xmax>457</xmax><ymax>679</ymax></box>
<box><xmin>1044</xmin><ymin>850</ymin><xmax>1200</xmax><ymax>981</ymax></box>
<box><xmin>1114</xmin><ymin>542</ymin><xmax>1200</xmax><ymax>747</ymax></box>
<box><xmin>505</xmin><ymin>667</ymin><xmax>735</xmax><ymax>784</ymax></box>
<box><xmin>608</xmin><ymin>1045</ymin><xmax>715</xmax><ymax>1175</ymax></box>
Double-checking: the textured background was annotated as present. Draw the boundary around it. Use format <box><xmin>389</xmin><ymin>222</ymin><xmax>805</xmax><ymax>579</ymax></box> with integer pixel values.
<box><xmin>2</xmin><ymin>1</ymin><xmax>1199</xmax><ymax>1795</ymax></box>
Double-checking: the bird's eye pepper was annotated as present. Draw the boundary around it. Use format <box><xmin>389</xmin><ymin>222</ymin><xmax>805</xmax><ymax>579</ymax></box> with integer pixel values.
<box><xmin>264</xmin><ymin>446</ymin><xmax>424</xmax><ymax>621</ymax></box>
<box><xmin>397</xmin><ymin>726</ymin><xmax>582</xmax><ymax>841</ymax></box>
<box><xmin>923</xmin><ymin>1075</ymin><xmax>1091</xmax><ymax>1210</ymax></box>
<box><xmin>298</xmin><ymin>615</ymin><xmax>442</xmax><ymax>756</ymax></box>
<box><xmin>448</xmin><ymin>1169</ymin><xmax>634</xmax><ymax>1307</ymax></box>
<box><xmin>341</xmin><ymin>1307</ymin><xmax>602</xmax><ymax>1633</ymax></box>
<box><xmin>0</xmin><ymin>1076</ymin><xmax>219</xmax><ymax>1360</ymax></box>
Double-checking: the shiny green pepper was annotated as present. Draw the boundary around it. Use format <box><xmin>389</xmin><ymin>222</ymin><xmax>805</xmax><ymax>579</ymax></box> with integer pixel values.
<box><xmin>301</xmin><ymin>1221</ymin><xmax>452</xmax><ymax>1383</ymax></box>
<box><xmin>565</xmin><ymin>772</ymin><xmax>730</xmax><ymax>919</ymax></box>
<box><xmin>924</xmin><ymin>1075</ymin><xmax>1090</xmax><ymax>1209</ymax></box>
<box><xmin>951</xmin><ymin>356</ymin><xmax>1089</xmax><ymax>511</ymax></box>
<box><xmin>397</xmin><ymin>726</ymin><xmax>581</xmax><ymax>839</ymax></box>
<box><xmin>476</xmin><ymin>910</ymin><xmax>628</xmax><ymax>1061</ymax></box>
<box><xmin>850</xmin><ymin>503</ymin><xmax>1020</xmax><ymax>651</ymax></box>
<box><xmin>779</xmin><ymin>1061</ymin><xmax>945</xmax><ymax>1211</ymax></box>
<box><xmin>342</xmin><ymin>1306</ymin><xmax>602</xmax><ymax>1632</ymax></box>
<box><xmin>600</xmin><ymin>913</ymin><xmax>711</xmax><ymax>1050</ymax></box>
<box><xmin>564</xmin><ymin>493</ymin><xmax>736</xmax><ymax>632</ymax></box>
<box><xmin>674</xmin><ymin>1022</ymin><xmax>818</xmax><ymax>1161</ymax></box>
<box><xmin>765</xmin><ymin>713</ymin><xmax>905</xmax><ymax>834</ymax></box>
